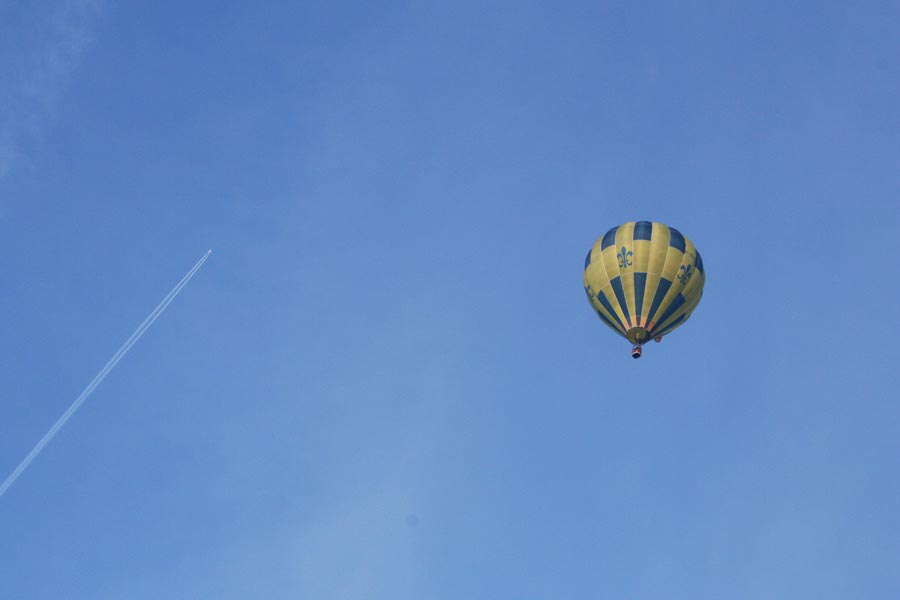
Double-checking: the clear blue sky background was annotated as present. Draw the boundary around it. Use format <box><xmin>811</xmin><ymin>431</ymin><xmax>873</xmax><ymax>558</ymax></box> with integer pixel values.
<box><xmin>1</xmin><ymin>1</ymin><xmax>898</xmax><ymax>598</ymax></box>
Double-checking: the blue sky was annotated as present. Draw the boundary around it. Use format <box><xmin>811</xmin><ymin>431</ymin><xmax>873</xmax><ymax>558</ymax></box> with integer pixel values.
<box><xmin>1</xmin><ymin>1</ymin><xmax>898</xmax><ymax>598</ymax></box>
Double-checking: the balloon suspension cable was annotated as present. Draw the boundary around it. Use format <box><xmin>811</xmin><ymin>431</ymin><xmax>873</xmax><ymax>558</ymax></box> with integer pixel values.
<box><xmin>631</xmin><ymin>344</ymin><xmax>642</xmax><ymax>359</ymax></box>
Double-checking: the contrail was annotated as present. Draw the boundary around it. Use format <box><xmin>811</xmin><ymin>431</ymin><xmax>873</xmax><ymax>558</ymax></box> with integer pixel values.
<box><xmin>0</xmin><ymin>250</ymin><xmax>212</xmax><ymax>498</ymax></box>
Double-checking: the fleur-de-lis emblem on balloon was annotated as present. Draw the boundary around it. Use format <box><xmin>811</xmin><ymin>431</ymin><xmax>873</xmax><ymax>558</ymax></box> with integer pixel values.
<box><xmin>677</xmin><ymin>263</ymin><xmax>693</xmax><ymax>285</ymax></box>
<box><xmin>617</xmin><ymin>246</ymin><xmax>633</xmax><ymax>269</ymax></box>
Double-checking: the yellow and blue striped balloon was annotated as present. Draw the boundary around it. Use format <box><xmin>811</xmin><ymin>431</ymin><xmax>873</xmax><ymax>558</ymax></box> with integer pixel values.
<box><xmin>583</xmin><ymin>221</ymin><xmax>705</xmax><ymax>358</ymax></box>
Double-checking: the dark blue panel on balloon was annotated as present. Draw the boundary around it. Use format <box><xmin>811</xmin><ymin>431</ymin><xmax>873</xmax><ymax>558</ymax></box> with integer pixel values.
<box><xmin>654</xmin><ymin>313</ymin><xmax>686</xmax><ymax>337</ymax></box>
<box><xmin>633</xmin><ymin>221</ymin><xmax>653</xmax><ymax>240</ymax></box>
<box><xmin>610</xmin><ymin>276</ymin><xmax>632</xmax><ymax>327</ymax></box>
<box><xmin>652</xmin><ymin>293</ymin><xmax>686</xmax><ymax>332</ymax></box>
<box><xmin>597</xmin><ymin>309</ymin><xmax>623</xmax><ymax>335</ymax></box>
<box><xmin>634</xmin><ymin>272</ymin><xmax>647</xmax><ymax>317</ymax></box>
<box><xmin>668</xmin><ymin>228</ymin><xmax>686</xmax><ymax>252</ymax></box>
<box><xmin>646</xmin><ymin>278</ymin><xmax>672</xmax><ymax>325</ymax></box>
<box><xmin>601</xmin><ymin>227</ymin><xmax>619</xmax><ymax>250</ymax></box>
<box><xmin>597</xmin><ymin>291</ymin><xmax>626</xmax><ymax>333</ymax></box>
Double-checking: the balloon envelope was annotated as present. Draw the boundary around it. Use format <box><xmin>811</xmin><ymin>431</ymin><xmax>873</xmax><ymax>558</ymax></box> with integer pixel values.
<box><xmin>584</xmin><ymin>221</ymin><xmax>705</xmax><ymax>350</ymax></box>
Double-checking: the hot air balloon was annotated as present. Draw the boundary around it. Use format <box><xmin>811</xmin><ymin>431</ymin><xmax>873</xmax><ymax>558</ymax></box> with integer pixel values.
<box><xmin>584</xmin><ymin>221</ymin><xmax>705</xmax><ymax>358</ymax></box>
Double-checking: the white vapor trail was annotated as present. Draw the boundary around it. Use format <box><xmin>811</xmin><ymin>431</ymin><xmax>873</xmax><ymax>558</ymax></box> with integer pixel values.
<box><xmin>0</xmin><ymin>250</ymin><xmax>212</xmax><ymax>498</ymax></box>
